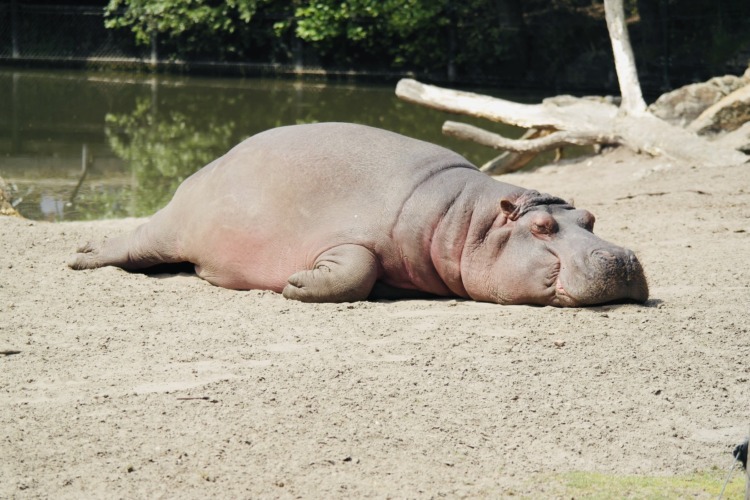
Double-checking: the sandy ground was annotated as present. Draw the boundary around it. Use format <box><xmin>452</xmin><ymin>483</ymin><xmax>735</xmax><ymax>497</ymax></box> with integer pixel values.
<box><xmin>2</xmin><ymin>147</ymin><xmax>749</xmax><ymax>498</ymax></box>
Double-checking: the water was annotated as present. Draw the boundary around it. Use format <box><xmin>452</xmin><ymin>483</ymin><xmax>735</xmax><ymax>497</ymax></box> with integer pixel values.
<box><xmin>0</xmin><ymin>68</ymin><xmax>547</xmax><ymax>221</ymax></box>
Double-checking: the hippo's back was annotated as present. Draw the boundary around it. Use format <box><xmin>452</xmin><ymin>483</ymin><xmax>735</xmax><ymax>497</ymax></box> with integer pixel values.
<box><xmin>234</xmin><ymin>122</ymin><xmax>472</xmax><ymax>195</ymax></box>
<box><xmin>178</xmin><ymin>123</ymin><xmax>474</xmax><ymax>217</ymax></box>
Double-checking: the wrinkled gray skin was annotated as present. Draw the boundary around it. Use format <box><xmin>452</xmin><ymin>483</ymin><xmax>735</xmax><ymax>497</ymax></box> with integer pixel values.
<box><xmin>70</xmin><ymin>123</ymin><xmax>648</xmax><ymax>306</ymax></box>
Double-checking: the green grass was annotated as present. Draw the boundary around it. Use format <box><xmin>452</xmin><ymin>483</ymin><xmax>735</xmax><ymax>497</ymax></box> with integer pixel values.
<box><xmin>544</xmin><ymin>469</ymin><xmax>747</xmax><ymax>499</ymax></box>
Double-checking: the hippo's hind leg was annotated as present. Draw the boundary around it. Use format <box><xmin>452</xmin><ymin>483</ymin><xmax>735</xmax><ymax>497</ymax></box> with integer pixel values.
<box><xmin>283</xmin><ymin>244</ymin><xmax>379</xmax><ymax>303</ymax></box>
<box><xmin>68</xmin><ymin>211</ymin><xmax>181</xmax><ymax>271</ymax></box>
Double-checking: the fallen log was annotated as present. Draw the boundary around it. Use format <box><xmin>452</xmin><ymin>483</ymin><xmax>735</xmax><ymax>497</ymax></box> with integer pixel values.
<box><xmin>396</xmin><ymin>79</ymin><xmax>748</xmax><ymax>169</ymax></box>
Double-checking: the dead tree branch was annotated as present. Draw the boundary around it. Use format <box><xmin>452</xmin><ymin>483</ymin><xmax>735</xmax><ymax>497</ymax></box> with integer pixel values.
<box><xmin>443</xmin><ymin>121</ymin><xmax>613</xmax><ymax>153</ymax></box>
<box><xmin>395</xmin><ymin>79</ymin><xmax>616</xmax><ymax>131</ymax></box>
<box><xmin>479</xmin><ymin>128</ymin><xmax>545</xmax><ymax>174</ymax></box>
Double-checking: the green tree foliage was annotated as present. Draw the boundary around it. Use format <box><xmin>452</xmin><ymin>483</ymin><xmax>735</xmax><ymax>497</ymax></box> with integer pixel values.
<box><xmin>288</xmin><ymin>0</ymin><xmax>443</xmax><ymax>45</ymax></box>
<box><xmin>104</xmin><ymin>0</ymin><xmax>527</xmax><ymax>76</ymax></box>
<box><xmin>277</xmin><ymin>0</ymin><xmax>527</xmax><ymax>76</ymax></box>
<box><xmin>105</xmin><ymin>0</ymin><xmax>262</xmax><ymax>45</ymax></box>
<box><xmin>280</xmin><ymin>0</ymin><xmax>446</xmax><ymax>69</ymax></box>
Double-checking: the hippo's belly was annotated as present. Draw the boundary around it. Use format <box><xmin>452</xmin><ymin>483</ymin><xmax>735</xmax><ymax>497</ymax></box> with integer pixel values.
<box><xmin>177</xmin><ymin>189</ymin><xmax>390</xmax><ymax>290</ymax></box>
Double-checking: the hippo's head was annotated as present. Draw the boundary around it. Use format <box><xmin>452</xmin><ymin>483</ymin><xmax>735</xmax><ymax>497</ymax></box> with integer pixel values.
<box><xmin>463</xmin><ymin>192</ymin><xmax>648</xmax><ymax>307</ymax></box>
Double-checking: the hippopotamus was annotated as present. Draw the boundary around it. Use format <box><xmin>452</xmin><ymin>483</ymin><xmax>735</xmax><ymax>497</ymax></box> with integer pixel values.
<box><xmin>69</xmin><ymin>123</ymin><xmax>648</xmax><ymax>306</ymax></box>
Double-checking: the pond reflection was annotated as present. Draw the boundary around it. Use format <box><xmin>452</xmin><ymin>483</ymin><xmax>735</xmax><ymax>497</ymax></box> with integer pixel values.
<box><xmin>105</xmin><ymin>97</ymin><xmax>236</xmax><ymax>215</ymax></box>
<box><xmin>0</xmin><ymin>69</ymin><xmax>545</xmax><ymax>221</ymax></box>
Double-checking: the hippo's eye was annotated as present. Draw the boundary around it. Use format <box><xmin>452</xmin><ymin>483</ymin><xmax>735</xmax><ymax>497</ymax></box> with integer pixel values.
<box><xmin>532</xmin><ymin>222</ymin><xmax>556</xmax><ymax>235</ymax></box>
<box><xmin>530</xmin><ymin>213</ymin><xmax>558</xmax><ymax>236</ymax></box>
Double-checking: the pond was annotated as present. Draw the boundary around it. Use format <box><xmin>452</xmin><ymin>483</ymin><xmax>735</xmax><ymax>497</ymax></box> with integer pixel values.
<box><xmin>0</xmin><ymin>68</ymin><xmax>548</xmax><ymax>221</ymax></box>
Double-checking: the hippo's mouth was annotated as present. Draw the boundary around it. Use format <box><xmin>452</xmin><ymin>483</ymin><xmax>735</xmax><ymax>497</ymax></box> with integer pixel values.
<box><xmin>553</xmin><ymin>276</ymin><xmax>577</xmax><ymax>307</ymax></box>
<box><xmin>545</xmin><ymin>254</ymin><xmax>581</xmax><ymax>307</ymax></box>
<box><xmin>547</xmin><ymin>258</ymin><xmax>577</xmax><ymax>307</ymax></box>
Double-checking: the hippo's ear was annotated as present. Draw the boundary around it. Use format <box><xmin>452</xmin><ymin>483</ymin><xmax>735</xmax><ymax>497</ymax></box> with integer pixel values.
<box><xmin>500</xmin><ymin>199</ymin><xmax>520</xmax><ymax>221</ymax></box>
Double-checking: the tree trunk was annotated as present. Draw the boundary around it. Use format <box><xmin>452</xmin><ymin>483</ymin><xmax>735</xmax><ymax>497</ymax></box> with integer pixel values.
<box><xmin>604</xmin><ymin>0</ymin><xmax>647</xmax><ymax>114</ymax></box>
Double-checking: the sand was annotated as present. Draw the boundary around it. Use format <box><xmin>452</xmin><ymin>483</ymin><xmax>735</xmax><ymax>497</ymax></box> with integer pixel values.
<box><xmin>2</xmin><ymin>148</ymin><xmax>749</xmax><ymax>497</ymax></box>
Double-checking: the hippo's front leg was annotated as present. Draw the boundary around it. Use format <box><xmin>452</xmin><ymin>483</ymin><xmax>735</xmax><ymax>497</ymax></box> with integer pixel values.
<box><xmin>282</xmin><ymin>244</ymin><xmax>379</xmax><ymax>303</ymax></box>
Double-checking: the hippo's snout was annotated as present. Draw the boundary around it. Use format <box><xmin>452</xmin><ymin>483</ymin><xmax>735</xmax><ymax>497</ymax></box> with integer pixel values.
<box><xmin>587</xmin><ymin>247</ymin><xmax>649</xmax><ymax>303</ymax></box>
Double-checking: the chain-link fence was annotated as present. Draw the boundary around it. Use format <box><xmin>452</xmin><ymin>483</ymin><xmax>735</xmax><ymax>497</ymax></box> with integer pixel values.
<box><xmin>0</xmin><ymin>3</ymin><xmax>147</xmax><ymax>61</ymax></box>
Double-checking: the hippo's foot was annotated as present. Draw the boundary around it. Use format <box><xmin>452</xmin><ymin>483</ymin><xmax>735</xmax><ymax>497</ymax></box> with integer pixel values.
<box><xmin>69</xmin><ymin>216</ymin><xmax>183</xmax><ymax>272</ymax></box>
<box><xmin>68</xmin><ymin>241</ymin><xmax>103</xmax><ymax>270</ymax></box>
<box><xmin>68</xmin><ymin>235</ymin><xmax>160</xmax><ymax>271</ymax></box>
<box><xmin>282</xmin><ymin>244</ymin><xmax>378</xmax><ymax>303</ymax></box>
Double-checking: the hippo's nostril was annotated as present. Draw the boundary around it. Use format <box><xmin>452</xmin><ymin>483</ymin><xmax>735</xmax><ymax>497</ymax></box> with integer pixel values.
<box><xmin>590</xmin><ymin>249</ymin><xmax>619</xmax><ymax>271</ymax></box>
<box><xmin>626</xmin><ymin>252</ymin><xmax>640</xmax><ymax>280</ymax></box>
<box><xmin>591</xmin><ymin>249</ymin><xmax>616</xmax><ymax>260</ymax></box>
